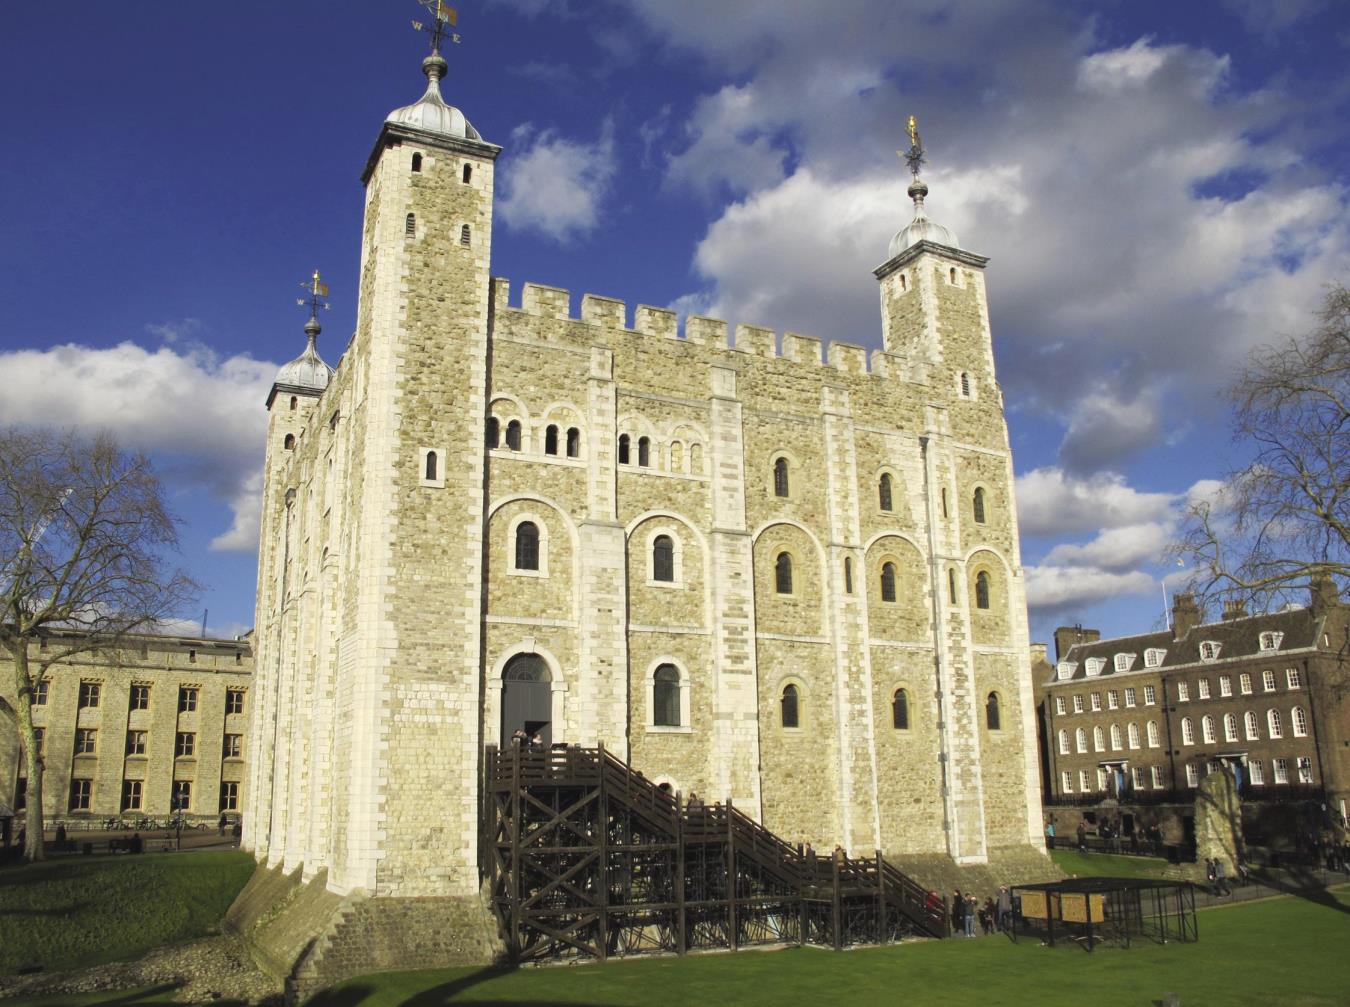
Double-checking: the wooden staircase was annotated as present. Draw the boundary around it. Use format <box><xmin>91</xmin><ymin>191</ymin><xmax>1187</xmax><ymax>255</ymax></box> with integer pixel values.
<box><xmin>480</xmin><ymin>744</ymin><xmax>947</xmax><ymax>962</ymax></box>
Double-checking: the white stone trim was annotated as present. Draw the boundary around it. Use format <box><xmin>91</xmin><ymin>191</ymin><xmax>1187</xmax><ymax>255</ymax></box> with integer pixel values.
<box><xmin>506</xmin><ymin>511</ymin><xmax>550</xmax><ymax>578</ymax></box>
<box><xmin>485</xmin><ymin>640</ymin><xmax>568</xmax><ymax>747</ymax></box>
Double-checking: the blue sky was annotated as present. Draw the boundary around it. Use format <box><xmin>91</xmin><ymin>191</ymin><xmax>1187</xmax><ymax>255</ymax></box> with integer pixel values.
<box><xmin>2</xmin><ymin>1</ymin><xmax>1348</xmax><ymax>647</ymax></box>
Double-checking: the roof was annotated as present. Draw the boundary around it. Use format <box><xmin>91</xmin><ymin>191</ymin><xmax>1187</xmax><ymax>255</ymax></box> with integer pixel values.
<box><xmin>1047</xmin><ymin>605</ymin><xmax>1324</xmax><ymax>685</ymax></box>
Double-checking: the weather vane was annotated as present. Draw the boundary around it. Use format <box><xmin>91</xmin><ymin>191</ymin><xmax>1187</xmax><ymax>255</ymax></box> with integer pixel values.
<box><xmin>297</xmin><ymin>270</ymin><xmax>331</xmax><ymax>321</ymax></box>
<box><xmin>412</xmin><ymin>0</ymin><xmax>461</xmax><ymax>55</ymax></box>
<box><xmin>901</xmin><ymin>114</ymin><xmax>925</xmax><ymax>178</ymax></box>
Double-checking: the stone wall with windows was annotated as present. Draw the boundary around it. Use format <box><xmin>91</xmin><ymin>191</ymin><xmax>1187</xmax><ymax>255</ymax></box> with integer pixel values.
<box><xmin>0</xmin><ymin>631</ymin><xmax>251</xmax><ymax>823</ymax></box>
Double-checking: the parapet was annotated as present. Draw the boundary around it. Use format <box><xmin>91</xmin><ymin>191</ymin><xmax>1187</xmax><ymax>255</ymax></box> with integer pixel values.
<box><xmin>490</xmin><ymin>276</ymin><xmax>912</xmax><ymax>380</ymax></box>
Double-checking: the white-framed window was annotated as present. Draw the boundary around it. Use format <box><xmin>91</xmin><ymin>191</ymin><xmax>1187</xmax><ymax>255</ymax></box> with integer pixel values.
<box><xmin>1125</xmin><ymin>687</ymin><xmax>1137</xmax><ymax>708</ymax></box>
<box><xmin>1144</xmin><ymin>648</ymin><xmax>1166</xmax><ymax>668</ymax></box>
<box><xmin>1181</xmin><ymin>717</ymin><xmax>1195</xmax><ymax>745</ymax></box>
<box><xmin>1080</xmin><ymin>769</ymin><xmax>1092</xmax><ymax>792</ymax></box>
<box><xmin>1239</xmin><ymin>673</ymin><xmax>1252</xmax><ymax>695</ymax></box>
<box><xmin>1197</xmin><ymin>678</ymin><xmax>1211</xmax><ymax>700</ymax></box>
<box><xmin>1127</xmin><ymin>723</ymin><xmax>1140</xmax><ymax>749</ymax></box>
<box><xmin>1058</xmin><ymin>729</ymin><xmax>1070</xmax><ymax>755</ymax></box>
<box><xmin>1151</xmin><ymin>765</ymin><xmax>1165</xmax><ymax>789</ymax></box>
<box><xmin>1114</xmin><ymin>653</ymin><xmax>1136</xmax><ymax>673</ymax></box>
<box><xmin>1263</xmin><ymin>670</ymin><xmax>1276</xmax><ymax>692</ymax></box>
<box><xmin>1054</xmin><ymin>696</ymin><xmax>1066</xmax><ymax>716</ymax></box>
<box><xmin>1186</xmin><ymin>764</ymin><xmax>1200</xmax><ymax>788</ymax></box>
<box><xmin>1286</xmin><ymin>668</ymin><xmax>1301</xmax><ymax>690</ymax></box>
<box><xmin>1297</xmin><ymin>756</ymin><xmax>1313</xmax><ymax>784</ymax></box>
<box><xmin>1224</xmin><ymin>714</ymin><xmax>1238</xmax><ymax>743</ymax></box>
<box><xmin>1292</xmin><ymin>706</ymin><xmax>1308</xmax><ymax>737</ymax></box>
<box><xmin>1202</xmin><ymin>715</ymin><xmax>1216</xmax><ymax>744</ymax></box>
<box><xmin>1097</xmin><ymin>767</ymin><xmax>1109</xmax><ymax>791</ymax></box>
<box><xmin>1090</xmin><ymin>692</ymin><xmax>1102</xmax><ymax>711</ymax></box>
<box><xmin>1177</xmin><ymin>682</ymin><xmax>1190</xmax><ymax>702</ymax></box>
<box><xmin>1110</xmin><ymin>724</ymin><xmax>1123</xmax><ymax>750</ymax></box>
<box><xmin>1218</xmin><ymin>675</ymin><xmax>1232</xmax><ymax>698</ymax></box>
<box><xmin>1056</xmin><ymin>661</ymin><xmax>1077</xmax><ymax>680</ymax></box>
<box><xmin>1143</xmin><ymin>684</ymin><xmax>1156</xmax><ymax>706</ymax></box>
<box><xmin>1268</xmin><ymin>709</ymin><xmax>1283</xmax><ymax>738</ymax></box>
<box><xmin>1133</xmin><ymin>766</ymin><xmax>1147</xmax><ymax>789</ymax></box>
<box><xmin>1147</xmin><ymin>720</ymin><xmax>1160</xmax><ymax>748</ymax></box>
<box><xmin>1250</xmin><ymin>759</ymin><xmax>1265</xmax><ymax>785</ymax></box>
<box><xmin>1073</xmin><ymin>694</ymin><xmax>1084</xmax><ymax>714</ymax></box>
<box><xmin>1093</xmin><ymin>726</ymin><xmax>1105</xmax><ymax>752</ymax></box>
<box><xmin>1273</xmin><ymin>758</ymin><xmax>1289</xmax><ymax>785</ymax></box>
<box><xmin>1061</xmin><ymin>770</ymin><xmax>1073</xmax><ymax>793</ymax></box>
<box><xmin>1075</xmin><ymin>728</ymin><xmax>1087</xmax><ymax>753</ymax></box>
<box><xmin>1085</xmin><ymin>657</ymin><xmax>1105</xmax><ymax>677</ymax></box>
<box><xmin>1107</xmin><ymin>690</ymin><xmax>1119</xmax><ymax>710</ymax></box>
<box><xmin>418</xmin><ymin>446</ymin><xmax>446</xmax><ymax>488</ymax></box>
<box><xmin>1245</xmin><ymin>710</ymin><xmax>1260</xmax><ymax>740</ymax></box>
<box><xmin>1259</xmin><ymin>631</ymin><xmax>1284</xmax><ymax>651</ymax></box>
<box><xmin>647</xmin><ymin>661</ymin><xmax>690</xmax><ymax>731</ymax></box>
<box><xmin>1199</xmin><ymin>641</ymin><xmax>1222</xmax><ymax>662</ymax></box>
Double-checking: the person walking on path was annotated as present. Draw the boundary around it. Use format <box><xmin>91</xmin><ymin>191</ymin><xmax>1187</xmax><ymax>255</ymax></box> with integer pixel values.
<box><xmin>1214</xmin><ymin>858</ymin><xmax>1230</xmax><ymax>896</ymax></box>
<box><xmin>964</xmin><ymin>893</ymin><xmax>977</xmax><ymax>937</ymax></box>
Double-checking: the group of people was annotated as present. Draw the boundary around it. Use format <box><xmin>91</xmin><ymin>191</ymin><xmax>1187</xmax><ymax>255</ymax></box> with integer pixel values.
<box><xmin>1205</xmin><ymin>856</ymin><xmax>1251</xmax><ymax>894</ymax></box>
<box><xmin>509</xmin><ymin>728</ymin><xmax>546</xmax><ymax>749</ymax></box>
<box><xmin>949</xmin><ymin>885</ymin><xmax>1014</xmax><ymax>937</ymax></box>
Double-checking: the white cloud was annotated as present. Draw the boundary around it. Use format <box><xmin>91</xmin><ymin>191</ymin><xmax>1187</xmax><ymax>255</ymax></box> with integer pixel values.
<box><xmin>1042</xmin><ymin>522</ymin><xmax>1171</xmax><ymax>572</ymax></box>
<box><xmin>498</xmin><ymin>120</ymin><xmax>617</xmax><ymax>242</ymax></box>
<box><xmin>0</xmin><ymin>341</ymin><xmax>275</xmax><ymax>553</ymax></box>
<box><xmin>1025</xmin><ymin>565</ymin><xmax>1158</xmax><ymax>609</ymax></box>
<box><xmin>664</xmin><ymin>84</ymin><xmax>788</xmax><ymax>199</ymax></box>
<box><xmin>1058</xmin><ymin>385</ymin><xmax>1165</xmax><ymax>473</ymax></box>
<box><xmin>1015</xmin><ymin>467</ymin><xmax>1177</xmax><ymax>536</ymax></box>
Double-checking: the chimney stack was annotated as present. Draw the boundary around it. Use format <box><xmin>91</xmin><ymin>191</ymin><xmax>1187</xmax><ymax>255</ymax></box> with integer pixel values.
<box><xmin>1172</xmin><ymin>593</ymin><xmax>1201</xmax><ymax>641</ymax></box>
<box><xmin>1054</xmin><ymin>625</ymin><xmax>1100</xmax><ymax>662</ymax></box>
<box><xmin>1310</xmin><ymin>573</ymin><xmax>1341</xmax><ymax>617</ymax></box>
<box><xmin>1222</xmin><ymin>600</ymin><xmax>1247</xmax><ymax>622</ymax></box>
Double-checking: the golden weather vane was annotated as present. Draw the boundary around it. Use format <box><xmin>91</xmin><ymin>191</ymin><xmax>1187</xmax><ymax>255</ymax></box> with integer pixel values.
<box><xmin>412</xmin><ymin>0</ymin><xmax>461</xmax><ymax>55</ymax></box>
<box><xmin>297</xmin><ymin>270</ymin><xmax>331</xmax><ymax>321</ymax></box>
<box><xmin>900</xmin><ymin>114</ymin><xmax>925</xmax><ymax>179</ymax></box>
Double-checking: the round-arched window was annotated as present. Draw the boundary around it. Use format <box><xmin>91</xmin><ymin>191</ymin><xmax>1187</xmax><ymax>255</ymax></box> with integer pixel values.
<box><xmin>775</xmin><ymin>552</ymin><xmax>793</xmax><ymax>595</ymax></box>
<box><xmin>652</xmin><ymin>535</ymin><xmax>674</xmax><ymax>583</ymax></box>
<box><xmin>986</xmin><ymin>692</ymin><xmax>1001</xmax><ymax>730</ymax></box>
<box><xmin>892</xmin><ymin>689</ymin><xmax>909</xmax><ymax>730</ymax></box>
<box><xmin>653</xmin><ymin>664</ymin><xmax>680</xmax><ymax>727</ymax></box>
<box><xmin>781</xmin><ymin>684</ymin><xmax>800</xmax><ymax>728</ymax></box>
<box><xmin>514</xmin><ymin>521</ymin><xmax>540</xmax><ymax>571</ymax></box>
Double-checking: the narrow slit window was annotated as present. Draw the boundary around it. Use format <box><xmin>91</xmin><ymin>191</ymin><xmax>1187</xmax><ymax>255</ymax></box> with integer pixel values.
<box><xmin>411</xmin><ymin>152</ymin><xmax>423</xmax><ymax>172</ymax></box>
<box><xmin>405</xmin><ymin>213</ymin><xmax>416</xmax><ymax>237</ymax></box>
<box><xmin>844</xmin><ymin>557</ymin><xmax>853</xmax><ymax>594</ymax></box>
<box><xmin>961</xmin><ymin>372</ymin><xmax>971</xmax><ymax>397</ymax></box>
<box><xmin>986</xmin><ymin>692</ymin><xmax>1001</xmax><ymax>730</ymax></box>
<box><xmin>460</xmin><ymin>224</ymin><xmax>471</xmax><ymax>246</ymax></box>
<box><xmin>545</xmin><ymin>425</ymin><xmax>559</xmax><ymax>456</ymax></box>
<box><xmin>424</xmin><ymin>451</ymin><xmax>438</xmax><ymax>481</ymax></box>
<box><xmin>880</xmin><ymin>561</ymin><xmax>897</xmax><ymax>603</ymax></box>
<box><xmin>781</xmin><ymin>684</ymin><xmax>799</xmax><ymax>728</ymax></box>
<box><xmin>775</xmin><ymin>552</ymin><xmax>793</xmax><ymax>595</ymax></box>
<box><xmin>638</xmin><ymin>436</ymin><xmax>651</xmax><ymax>467</ymax></box>
<box><xmin>283</xmin><ymin>434</ymin><xmax>295</xmax><ymax>450</ymax></box>
<box><xmin>462</xmin><ymin>163</ymin><xmax>473</xmax><ymax>183</ymax></box>
<box><xmin>948</xmin><ymin>568</ymin><xmax>957</xmax><ymax>604</ymax></box>
<box><xmin>973</xmin><ymin>487</ymin><xmax>986</xmax><ymax>524</ymax></box>
<box><xmin>566</xmin><ymin>427</ymin><xmax>580</xmax><ymax>458</ymax></box>
<box><xmin>892</xmin><ymin>689</ymin><xmax>909</xmax><ymax>729</ymax></box>
<box><xmin>879</xmin><ymin>473</ymin><xmax>893</xmax><ymax>511</ymax></box>
<box><xmin>773</xmin><ymin>457</ymin><xmax>790</xmax><ymax>498</ymax></box>
<box><xmin>975</xmin><ymin>571</ymin><xmax>991</xmax><ymax>609</ymax></box>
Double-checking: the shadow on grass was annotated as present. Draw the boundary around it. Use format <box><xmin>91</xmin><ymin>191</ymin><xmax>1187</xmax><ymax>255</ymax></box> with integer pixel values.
<box><xmin>1249</xmin><ymin>868</ymin><xmax>1350</xmax><ymax>915</ymax></box>
<box><xmin>305</xmin><ymin>965</ymin><xmax>625</xmax><ymax>1007</ymax></box>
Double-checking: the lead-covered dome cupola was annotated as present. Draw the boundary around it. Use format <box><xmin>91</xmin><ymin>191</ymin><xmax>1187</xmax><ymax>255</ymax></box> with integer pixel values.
<box><xmin>888</xmin><ymin>177</ymin><xmax>961</xmax><ymax>257</ymax></box>
<box><xmin>386</xmin><ymin>54</ymin><xmax>481</xmax><ymax>141</ymax></box>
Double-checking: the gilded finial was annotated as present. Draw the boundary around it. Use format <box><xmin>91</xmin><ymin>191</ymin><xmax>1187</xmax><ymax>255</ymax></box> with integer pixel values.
<box><xmin>412</xmin><ymin>0</ymin><xmax>461</xmax><ymax>56</ymax></box>
<box><xmin>297</xmin><ymin>270</ymin><xmax>331</xmax><ymax>329</ymax></box>
<box><xmin>900</xmin><ymin>114</ymin><xmax>925</xmax><ymax>179</ymax></box>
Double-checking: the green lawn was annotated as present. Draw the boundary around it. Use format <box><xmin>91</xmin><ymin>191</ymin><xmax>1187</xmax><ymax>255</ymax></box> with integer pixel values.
<box><xmin>1049</xmin><ymin>847</ymin><xmax>1178</xmax><ymax>880</ymax></box>
<box><xmin>302</xmin><ymin>890</ymin><xmax>1350</xmax><ymax>1007</ymax></box>
<box><xmin>0</xmin><ymin>851</ymin><xmax>254</xmax><ymax>976</ymax></box>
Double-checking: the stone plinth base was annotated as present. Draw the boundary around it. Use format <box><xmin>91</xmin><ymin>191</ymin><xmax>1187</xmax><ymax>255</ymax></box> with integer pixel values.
<box><xmin>224</xmin><ymin>863</ymin><xmax>504</xmax><ymax>1004</ymax></box>
<box><xmin>886</xmin><ymin>845</ymin><xmax>1061</xmax><ymax>901</ymax></box>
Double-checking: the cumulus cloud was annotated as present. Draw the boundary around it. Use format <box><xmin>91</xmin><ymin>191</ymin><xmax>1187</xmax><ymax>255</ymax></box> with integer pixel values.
<box><xmin>0</xmin><ymin>341</ymin><xmax>275</xmax><ymax>553</ymax></box>
<box><xmin>1042</xmin><ymin>522</ymin><xmax>1171</xmax><ymax>573</ymax></box>
<box><xmin>1015</xmin><ymin>467</ymin><xmax>1177</xmax><ymax>536</ymax></box>
<box><xmin>1058</xmin><ymin>386</ymin><xmax>1166</xmax><ymax>473</ymax></box>
<box><xmin>664</xmin><ymin>84</ymin><xmax>789</xmax><ymax>199</ymax></box>
<box><xmin>1025</xmin><ymin>566</ymin><xmax>1158</xmax><ymax>609</ymax></box>
<box><xmin>498</xmin><ymin>120</ymin><xmax>617</xmax><ymax>242</ymax></box>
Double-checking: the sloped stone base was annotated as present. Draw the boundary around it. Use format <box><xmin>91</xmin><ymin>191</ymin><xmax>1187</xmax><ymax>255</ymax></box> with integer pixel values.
<box><xmin>886</xmin><ymin>844</ymin><xmax>1062</xmax><ymax>904</ymax></box>
<box><xmin>224</xmin><ymin>864</ymin><xmax>504</xmax><ymax>1004</ymax></box>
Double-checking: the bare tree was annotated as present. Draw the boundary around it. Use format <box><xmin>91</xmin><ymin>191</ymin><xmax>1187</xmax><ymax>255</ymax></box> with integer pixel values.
<box><xmin>1174</xmin><ymin>285</ymin><xmax>1349</xmax><ymax>610</ymax></box>
<box><xmin>0</xmin><ymin>428</ymin><xmax>197</xmax><ymax>861</ymax></box>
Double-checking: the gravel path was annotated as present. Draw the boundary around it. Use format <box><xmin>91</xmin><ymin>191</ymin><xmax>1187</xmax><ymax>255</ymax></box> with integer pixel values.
<box><xmin>0</xmin><ymin>935</ymin><xmax>283</xmax><ymax>1005</ymax></box>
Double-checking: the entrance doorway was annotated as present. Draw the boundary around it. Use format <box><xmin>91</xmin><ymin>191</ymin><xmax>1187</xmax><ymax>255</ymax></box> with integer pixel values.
<box><xmin>501</xmin><ymin>653</ymin><xmax>552</xmax><ymax>747</ymax></box>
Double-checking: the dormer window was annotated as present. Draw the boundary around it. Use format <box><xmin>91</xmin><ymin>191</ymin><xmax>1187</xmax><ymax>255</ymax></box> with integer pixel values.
<box><xmin>1084</xmin><ymin>657</ymin><xmax>1105</xmax><ymax>677</ymax></box>
<box><xmin>1199</xmin><ymin>641</ymin><xmax>1222</xmax><ymax>662</ymax></box>
<box><xmin>1259</xmin><ymin>632</ymin><xmax>1284</xmax><ymax>652</ymax></box>
<box><xmin>1055</xmin><ymin>661</ymin><xmax>1077</xmax><ymax>680</ymax></box>
<box><xmin>1113</xmin><ymin>653</ymin><xmax>1136</xmax><ymax>673</ymax></box>
<box><xmin>1144</xmin><ymin>648</ymin><xmax>1166</xmax><ymax>668</ymax></box>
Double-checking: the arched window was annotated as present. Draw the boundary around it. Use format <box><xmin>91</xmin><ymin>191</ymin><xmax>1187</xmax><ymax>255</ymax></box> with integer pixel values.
<box><xmin>1245</xmin><ymin>710</ymin><xmax>1259</xmax><ymax>740</ymax></box>
<box><xmin>1058</xmin><ymin>729</ymin><xmax>1070</xmax><ymax>755</ymax></box>
<box><xmin>774</xmin><ymin>552</ymin><xmax>793</xmax><ymax>595</ymax></box>
<box><xmin>405</xmin><ymin>212</ymin><xmax>416</xmax><ymax>237</ymax></box>
<box><xmin>961</xmin><ymin>372</ymin><xmax>971</xmax><ymax>397</ymax></box>
<box><xmin>1110</xmin><ymin>724</ymin><xmax>1122</xmax><ymax>750</ymax></box>
<box><xmin>1127</xmin><ymin>723</ymin><xmax>1140</xmax><ymax>749</ymax></box>
<box><xmin>975</xmin><ymin>571</ymin><xmax>990</xmax><ymax>610</ymax></box>
<box><xmin>1075</xmin><ymin>728</ymin><xmax>1086</xmax><ymax>753</ymax></box>
<box><xmin>1292</xmin><ymin>706</ymin><xmax>1308</xmax><ymax>737</ymax></box>
<box><xmin>1202</xmin><ymin>715</ymin><xmax>1216</xmax><ymax>744</ymax></box>
<box><xmin>652</xmin><ymin>535</ymin><xmax>674</xmax><ymax>583</ymax></box>
<box><xmin>1267</xmin><ymin>709</ymin><xmax>1283</xmax><ymax>739</ymax></box>
<box><xmin>1224</xmin><ymin>713</ymin><xmax>1238</xmax><ymax>742</ymax></box>
<box><xmin>283</xmin><ymin>433</ymin><xmax>295</xmax><ymax>450</ymax></box>
<box><xmin>545</xmin><ymin>425</ymin><xmax>559</xmax><ymax>455</ymax></box>
<box><xmin>773</xmin><ymin>457</ymin><xmax>790</xmax><ymax>497</ymax></box>
<box><xmin>1093</xmin><ymin>726</ymin><xmax>1104</xmax><ymax>752</ymax></box>
<box><xmin>653</xmin><ymin>664</ymin><xmax>681</xmax><ymax>727</ymax></box>
<box><xmin>986</xmin><ymin>692</ymin><xmax>1001</xmax><ymax>730</ymax></box>
<box><xmin>505</xmin><ymin>420</ymin><xmax>522</xmax><ymax>451</ymax></box>
<box><xmin>973</xmin><ymin>487</ymin><xmax>986</xmax><ymax>524</ymax></box>
<box><xmin>949</xmin><ymin>267</ymin><xmax>957</xmax><ymax>283</ymax></box>
<box><xmin>1181</xmin><ymin>717</ymin><xmax>1194</xmax><ymax>745</ymax></box>
<box><xmin>892</xmin><ymin>689</ymin><xmax>909</xmax><ymax>729</ymax></box>
<box><xmin>879</xmin><ymin>473</ymin><xmax>893</xmax><ymax>511</ymax></box>
<box><xmin>462</xmin><ymin>163</ymin><xmax>473</xmax><ymax>183</ymax></box>
<box><xmin>690</xmin><ymin>443</ymin><xmax>703</xmax><ymax>474</ymax></box>
<box><xmin>670</xmin><ymin>442</ymin><xmax>684</xmax><ymax>472</ymax></box>
<box><xmin>514</xmin><ymin>521</ymin><xmax>540</xmax><ymax>571</ymax></box>
<box><xmin>844</xmin><ymin>557</ymin><xmax>853</xmax><ymax>594</ymax></box>
<box><xmin>486</xmin><ymin>417</ymin><xmax>500</xmax><ymax>448</ymax></box>
<box><xmin>638</xmin><ymin>436</ymin><xmax>651</xmax><ymax>467</ymax></box>
<box><xmin>618</xmin><ymin>434</ymin><xmax>630</xmax><ymax>465</ymax></box>
<box><xmin>880</xmin><ymin>562</ymin><xmax>897</xmax><ymax>603</ymax></box>
<box><xmin>781</xmin><ymin>684</ymin><xmax>799</xmax><ymax>728</ymax></box>
<box><xmin>1146</xmin><ymin>720</ymin><xmax>1160</xmax><ymax>747</ymax></box>
<box><xmin>424</xmin><ymin>451</ymin><xmax>438</xmax><ymax>481</ymax></box>
<box><xmin>411</xmin><ymin>152</ymin><xmax>423</xmax><ymax>172</ymax></box>
<box><xmin>899</xmin><ymin>273</ymin><xmax>907</xmax><ymax>292</ymax></box>
<box><xmin>460</xmin><ymin>223</ymin><xmax>472</xmax><ymax>246</ymax></box>
<box><xmin>941</xmin><ymin>488</ymin><xmax>948</xmax><ymax>517</ymax></box>
<box><xmin>566</xmin><ymin>427</ymin><xmax>580</xmax><ymax>458</ymax></box>
<box><xmin>289</xmin><ymin>396</ymin><xmax>298</xmax><ymax>411</ymax></box>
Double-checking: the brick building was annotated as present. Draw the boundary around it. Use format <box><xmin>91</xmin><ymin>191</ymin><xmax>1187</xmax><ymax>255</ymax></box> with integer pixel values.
<box><xmin>1035</xmin><ymin>581</ymin><xmax>1349</xmax><ymax>843</ymax></box>
<box><xmin>0</xmin><ymin>630</ymin><xmax>252</xmax><ymax>825</ymax></box>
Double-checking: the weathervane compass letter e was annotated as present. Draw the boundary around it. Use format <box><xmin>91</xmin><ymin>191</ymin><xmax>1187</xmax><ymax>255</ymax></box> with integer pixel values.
<box><xmin>412</xmin><ymin>0</ymin><xmax>462</xmax><ymax>55</ymax></box>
